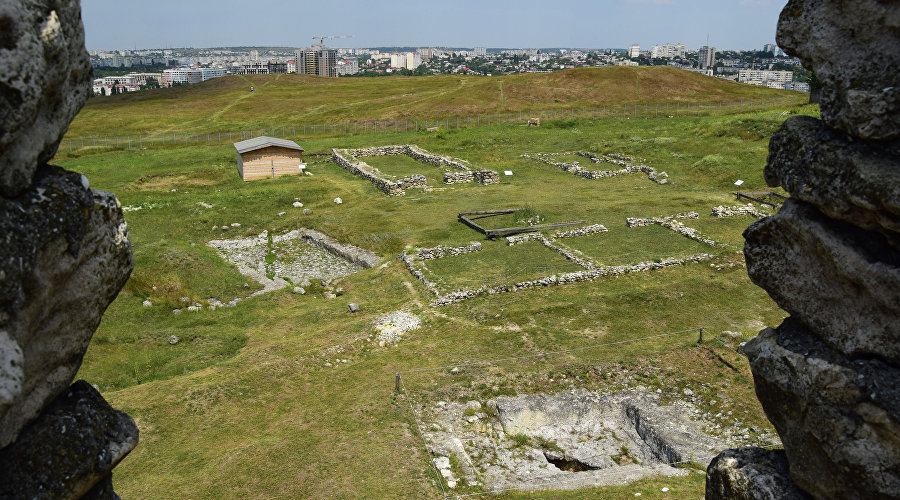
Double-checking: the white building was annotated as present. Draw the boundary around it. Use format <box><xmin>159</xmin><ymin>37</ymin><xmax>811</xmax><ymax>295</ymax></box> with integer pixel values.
<box><xmin>337</xmin><ymin>58</ymin><xmax>359</xmax><ymax>75</ymax></box>
<box><xmin>199</xmin><ymin>67</ymin><xmax>225</xmax><ymax>81</ymax></box>
<box><xmin>163</xmin><ymin>68</ymin><xmax>203</xmax><ymax>84</ymax></box>
<box><xmin>738</xmin><ymin>69</ymin><xmax>793</xmax><ymax>86</ymax></box>
<box><xmin>785</xmin><ymin>81</ymin><xmax>810</xmax><ymax>92</ymax></box>
<box><xmin>650</xmin><ymin>43</ymin><xmax>686</xmax><ymax>59</ymax></box>
<box><xmin>405</xmin><ymin>52</ymin><xmax>421</xmax><ymax>70</ymax></box>
<box><xmin>474</xmin><ymin>47</ymin><xmax>486</xmax><ymax>57</ymax></box>
<box><xmin>628</xmin><ymin>44</ymin><xmax>640</xmax><ymax>58</ymax></box>
<box><xmin>390</xmin><ymin>53</ymin><xmax>406</xmax><ymax>68</ymax></box>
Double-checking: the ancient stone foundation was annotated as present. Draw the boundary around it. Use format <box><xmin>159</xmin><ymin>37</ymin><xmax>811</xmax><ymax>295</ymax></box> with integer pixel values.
<box><xmin>706</xmin><ymin>2</ymin><xmax>900</xmax><ymax>498</ymax></box>
<box><xmin>0</xmin><ymin>1</ymin><xmax>137</xmax><ymax>496</ymax></box>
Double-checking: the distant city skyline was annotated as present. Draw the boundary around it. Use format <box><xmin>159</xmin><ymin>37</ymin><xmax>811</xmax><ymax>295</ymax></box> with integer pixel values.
<box><xmin>82</xmin><ymin>0</ymin><xmax>788</xmax><ymax>52</ymax></box>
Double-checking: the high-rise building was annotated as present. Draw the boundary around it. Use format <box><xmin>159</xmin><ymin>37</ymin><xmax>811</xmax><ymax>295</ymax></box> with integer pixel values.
<box><xmin>474</xmin><ymin>47</ymin><xmax>486</xmax><ymax>57</ymax></box>
<box><xmin>390</xmin><ymin>53</ymin><xmax>406</xmax><ymax>68</ymax></box>
<box><xmin>405</xmin><ymin>52</ymin><xmax>421</xmax><ymax>70</ymax></box>
<box><xmin>628</xmin><ymin>44</ymin><xmax>640</xmax><ymax>58</ymax></box>
<box><xmin>763</xmin><ymin>43</ymin><xmax>778</xmax><ymax>55</ymax></box>
<box><xmin>296</xmin><ymin>44</ymin><xmax>337</xmax><ymax>77</ymax></box>
<box><xmin>698</xmin><ymin>45</ymin><xmax>716</xmax><ymax>70</ymax></box>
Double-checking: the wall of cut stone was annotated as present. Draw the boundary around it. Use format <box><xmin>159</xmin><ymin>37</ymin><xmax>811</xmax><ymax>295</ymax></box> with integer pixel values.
<box><xmin>0</xmin><ymin>1</ymin><xmax>137</xmax><ymax>497</ymax></box>
<box><xmin>706</xmin><ymin>2</ymin><xmax>900</xmax><ymax>498</ymax></box>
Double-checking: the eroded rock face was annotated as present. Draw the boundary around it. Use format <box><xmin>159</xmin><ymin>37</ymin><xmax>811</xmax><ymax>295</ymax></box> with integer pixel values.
<box><xmin>777</xmin><ymin>0</ymin><xmax>900</xmax><ymax>140</ymax></box>
<box><xmin>706</xmin><ymin>447</ymin><xmax>811</xmax><ymax>500</ymax></box>
<box><xmin>743</xmin><ymin>321</ymin><xmax>900</xmax><ymax>499</ymax></box>
<box><xmin>0</xmin><ymin>381</ymin><xmax>139</xmax><ymax>499</ymax></box>
<box><xmin>0</xmin><ymin>0</ymin><xmax>92</xmax><ymax>197</ymax></box>
<box><xmin>709</xmin><ymin>2</ymin><xmax>900</xmax><ymax>498</ymax></box>
<box><xmin>743</xmin><ymin>199</ymin><xmax>900</xmax><ymax>364</ymax></box>
<box><xmin>765</xmin><ymin>115</ymin><xmax>900</xmax><ymax>238</ymax></box>
<box><xmin>0</xmin><ymin>165</ymin><xmax>133</xmax><ymax>447</ymax></box>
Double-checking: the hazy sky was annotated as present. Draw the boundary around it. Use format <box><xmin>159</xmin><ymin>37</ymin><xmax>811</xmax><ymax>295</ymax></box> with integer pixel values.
<box><xmin>82</xmin><ymin>0</ymin><xmax>787</xmax><ymax>51</ymax></box>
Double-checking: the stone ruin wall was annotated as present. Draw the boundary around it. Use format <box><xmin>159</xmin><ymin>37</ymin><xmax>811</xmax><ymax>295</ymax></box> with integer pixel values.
<box><xmin>331</xmin><ymin>148</ymin><xmax>405</xmax><ymax>196</ymax></box>
<box><xmin>706</xmin><ymin>1</ymin><xmax>900</xmax><ymax>499</ymax></box>
<box><xmin>351</xmin><ymin>145</ymin><xmax>500</xmax><ymax>185</ymax></box>
<box><xmin>0</xmin><ymin>1</ymin><xmax>137</xmax><ymax>497</ymax></box>
<box><xmin>401</xmin><ymin>221</ymin><xmax>713</xmax><ymax>307</ymax></box>
<box><xmin>521</xmin><ymin>151</ymin><xmax>669</xmax><ymax>184</ymax></box>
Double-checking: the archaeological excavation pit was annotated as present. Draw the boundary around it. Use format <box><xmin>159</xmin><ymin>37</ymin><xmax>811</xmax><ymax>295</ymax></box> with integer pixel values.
<box><xmin>208</xmin><ymin>228</ymin><xmax>379</xmax><ymax>297</ymax></box>
<box><xmin>418</xmin><ymin>389</ymin><xmax>747</xmax><ymax>492</ymax></box>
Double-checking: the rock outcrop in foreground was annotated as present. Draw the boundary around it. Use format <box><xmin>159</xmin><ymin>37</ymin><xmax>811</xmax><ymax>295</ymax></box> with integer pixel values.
<box><xmin>0</xmin><ymin>0</ymin><xmax>137</xmax><ymax>497</ymax></box>
<box><xmin>707</xmin><ymin>1</ymin><xmax>900</xmax><ymax>499</ymax></box>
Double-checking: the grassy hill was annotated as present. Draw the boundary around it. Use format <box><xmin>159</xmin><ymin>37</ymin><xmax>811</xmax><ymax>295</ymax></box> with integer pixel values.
<box><xmin>55</xmin><ymin>100</ymin><xmax>820</xmax><ymax>498</ymax></box>
<box><xmin>69</xmin><ymin>66</ymin><xmax>798</xmax><ymax>137</ymax></box>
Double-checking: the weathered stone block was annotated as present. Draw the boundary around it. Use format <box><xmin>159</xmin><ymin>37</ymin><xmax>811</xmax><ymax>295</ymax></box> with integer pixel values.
<box><xmin>765</xmin><ymin>116</ymin><xmax>900</xmax><ymax>238</ymax></box>
<box><xmin>0</xmin><ymin>165</ymin><xmax>133</xmax><ymax>447</ymax></box>
<box><xmin>743</xmin><ymin>319</ymin><xmax>900</xmax><ymax>499</ymax></box>
<box><xmin>0</xmin><ymin>0</ymin><xmax>92</xmax><ymax>197</ymax></box>
<box><xmin>0</xmin><ymin>380</ymin><xmax>138</xmax><ymax>499</ymax></box>
<box><xmin>744</xmin><ymin>198</ymin><xmax>900</xmax><ymax>363</ymax></box>
<box><xmin>706</xmin><ymin>447</ymin><xmax>812</xmax><ymax>500</ymax></box>
<box><xmin>777</xmin><ymin>0</ymin><xmax>900</xmax><ymax>140</ymax></box>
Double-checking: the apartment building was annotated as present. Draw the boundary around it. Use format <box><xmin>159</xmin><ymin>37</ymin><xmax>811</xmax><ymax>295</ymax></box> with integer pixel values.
<box><xmin>650</xmin><ymin>43</ymin><xmax>686</xmax><ymax>59</ymax></box>
<box><xmin>698</xmin><ymin>46</ymin><xmax>716</xmax><ymax>70</ymax></box>
<box><xmin>296</xmin><ymin>44</ymin><xmax>338</xmax><ymax>77</ymax></box>
<box><xmin>738</xmin><ymin>69</ymin><xmax>793</xmax><ymax>86</ymax></box>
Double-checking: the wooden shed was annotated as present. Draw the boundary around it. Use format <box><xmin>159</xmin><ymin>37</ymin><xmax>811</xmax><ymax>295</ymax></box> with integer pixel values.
<box><xmin>233</xmin><ymin>136</ymin><xmax>305</xmax><ymax>181</ymax></box>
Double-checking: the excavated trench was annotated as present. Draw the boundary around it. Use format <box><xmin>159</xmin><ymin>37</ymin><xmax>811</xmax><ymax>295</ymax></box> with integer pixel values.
<box><xmin>422</xmin><ymin>389</ymin><xmax>738</xmax><ymax>492</ymax></box>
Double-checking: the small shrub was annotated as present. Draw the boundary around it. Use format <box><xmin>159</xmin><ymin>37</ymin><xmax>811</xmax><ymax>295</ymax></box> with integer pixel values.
<box><xmin>511</xmin><ymin>432</ymin><xmax>531</xmax><ymax>448</ymax></box>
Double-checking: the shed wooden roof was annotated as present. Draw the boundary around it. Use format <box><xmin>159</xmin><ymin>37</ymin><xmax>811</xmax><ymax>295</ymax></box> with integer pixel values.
<box><xmin>233</xmin><ymin>136</ymin><xmax>304</xmax><ymax>154</ymax></box>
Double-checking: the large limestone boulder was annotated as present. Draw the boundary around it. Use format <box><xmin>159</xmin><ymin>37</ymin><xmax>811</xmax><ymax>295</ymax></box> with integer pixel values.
<box><xmin>777</xmin><ymin>0</ymin><xmax>900</xmax><ymax>140</ymax></box>
<box><xmin>0</xmin><ymin>165</ymin><xmax>132</xmax><ymax>447</ymax></box>
<box><xmin>744</xmin><ymin>198</ymin><xmax>900</xmax><ymax>364</ymax></box>
<box><xmin>0</xmin><ymin>0</ymin><xmax>92</xmax><ymax>197</ymax></box>
<box><xmin>0</xmin><ymin>381</ymin><xmax>138</xmax><ymax>499</ymax></box>
<box><xmin>742</xmin><ymin>320</ymin><xmax>900</xmax><ymax>499</ymax></box>
<box><xmin>765</xmin><ymin>115</ymin><xmax>900</xmax><ymax>239</ymax></box>
<box><xmin>705</xmin><ymin>447</ymin><xmax>811</xmax><ymax>500</ymax></box>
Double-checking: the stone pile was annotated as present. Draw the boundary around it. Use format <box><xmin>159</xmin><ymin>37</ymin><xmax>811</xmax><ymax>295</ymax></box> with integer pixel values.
<box><xmin>373</xmin><ymin>310</ymin><xmax>421</xmax><ymax>346</ymax></box>
<box><xmin>0</xmin><ymin>2</ymin><xmax>137</xmax><ymax>496</ymax></box>
<box><xmin>417</xmin><ymin>242</ymin><xmax>482</xmax><ymax>260</ymax></box>
<box><xmin>707</xmin><ymin>2</ymin><xmax>900</xmax><ymax>499</ymax></box>
<box><xmin>711</xmin><ymin>204</ymin><xmax>766</xmax><ymax>218</ymax></box>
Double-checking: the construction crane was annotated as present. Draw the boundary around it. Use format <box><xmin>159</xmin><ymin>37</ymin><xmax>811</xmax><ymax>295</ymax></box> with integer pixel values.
<box><xmin>312</xmin><ymin>35</ymin><xmax>353</xmax><ymax>45</ymax></box>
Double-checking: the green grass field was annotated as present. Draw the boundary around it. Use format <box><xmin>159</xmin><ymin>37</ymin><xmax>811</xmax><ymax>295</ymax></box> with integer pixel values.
<box><xmin>67</xmin><ymin>66</ymin><xmax>800</xmax><ymax>138</ymax></box>
<box><xmin>360</xmin><ymin>153</ymin><xmax>448</xmax><ymax>185</ymax></box>
<box><xmin>55</xmin><ymin>84</ymin><xmax>817</xmax><ymax>498</ymax></box>
<box><xmin>422</xmin><ymin>240</ymin><xmax>584</xmax><ymax>292</ymax></box>
<box><xmin>558</xmin><ymin>225</ymin><xmax>713</xmax><ymax>266</ymax></box>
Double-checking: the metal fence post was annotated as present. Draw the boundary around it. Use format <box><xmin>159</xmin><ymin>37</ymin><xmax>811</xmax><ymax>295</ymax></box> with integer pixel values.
<box><xmin>395</xmin><ymin>373</ymin><xmax>401</xmax><ymax>393</ymax></box>
<box><xmin>699</xmin><ymin>328</ymin><xmax>704</xmax><ymax>344</ymax></box>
